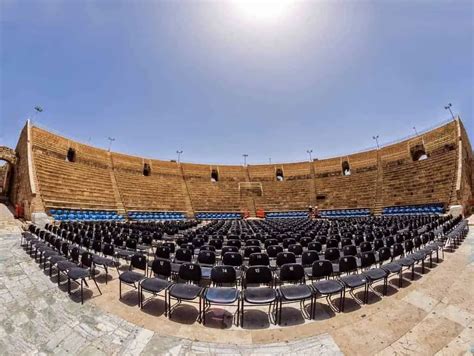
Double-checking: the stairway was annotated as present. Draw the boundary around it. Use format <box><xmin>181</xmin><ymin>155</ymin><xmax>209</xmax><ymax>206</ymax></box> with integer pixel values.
<box><xmin>108</xmin><ymin>153</ymin><xmax>126</xmax><ymax>216</ymax></box>
<box><xmin>373</xmin><ymin>154</ymin><xmax>384</xmax><ymax>215</ymax></box>
<box><xmin>179</xmin><ymin>165</ymin><xmax>196</xmax><ymax>218</ymax></box>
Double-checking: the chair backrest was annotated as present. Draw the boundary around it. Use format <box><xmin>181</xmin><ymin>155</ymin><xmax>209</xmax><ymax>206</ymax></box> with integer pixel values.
<box><xmin>70</xmin><ymin>247</ymin><xmax>80</xmax><ymax>262</ymax></box>
<box><xmin>338</xmin><ymin>256</ymin><xmax>358</xmax><ymax>274</ymax></box>
<box><xmin>324</xmin><ymin>247</ymin><xmax>340</xmax><ymax>262</ymax></box>
<box><xmin>359</xmin><ymin>241</ymin><xmax>372</xmax><ymax>253</ymax></box>
<box><xmin>222</xmin><ymin>252</ymin><xmax>243</xmax><ymax>267</ymax></box>
<box><xmin>103</xmin><ymin>243</ymin><xmax>115</xmax><ymax>257</ymax></box>
<box><xmin>311</xmin><ymin>260</ymin><xmax>333</xmax><ymax>279</ymax></box>
<box><xmin>279</xmin><ymin>263</ymin><xmax>305</xmax><ymax>283</ymax></box>
<box><xmin>307</xmin><ymin>241</ymin><xmax>322</xmax><ymax>252</ymax></box>
<box><xmin>327</xmin><ymin>238</ymin><xmax>339</xmax><ymax>249</ymax></box>
<box><xmin>130</xmin><ymin>254</ymin><xmax>147</xmax><ymax>272</ymax></box>
<box><xmin>343</xmin><ymin>245</ymin><xmax>357</xmax><ymax>257</ymax></box>
<box><xmin>276</xmin><ymin>252</ymin><xmax>296</xmax><ymax>267</ymax></box>
<box><xmin>175</xmin><ymin>248</ymin><xmax>192</xmax><ymax>262</ymax></box>
<box><xmin>197</xmin><ymin>250</ymin><xmax>216</xmax><ymax>265</ymax></box>
<box><xmin>163</xmin><ymin>242</ymin><xmax>175</xmax><ymax>253</ymax></box>
<box><xmin>151</xmin><ymin>258</ymin><xmax>172</xmax><ymax>278</ymax></box>
<box><xmin>221</xmin><ymin>246</ymin><xmax>239</xmax><ymax>255</ymax></box>
<box><xmin>178</xmin><ymin>263</ymin><xmax>202</xmax><ymax>283</ymax></box>
<box><xmin>374</xmin><ymin>239</ymin><xmax>384</xmax><ymax>251</ymax></box>
<box><xmin>249</xmin><ymin>252</ymin><xmax>270</xmax><ymax>266</ymax></box>
<box><xmin>302</xmin><ymin>250</ymin><xmax>319</xmax><ymax>266</ymax></box>
<box><xmin>61</xmin><ymin>242</ymin><xmax>70</xmax><ymax>256</ymax></box>
<box><xmin>126</xmin><ymin>238</ymin><xmax>137</xmax><ymax>250</ymax></box>
<box><xmin>266</xmin><ymin>244</ymin><xmax>283</xmax><ymax>258</ymax></box>
<box><xmin>300</xmin><ymin>237</ymin><xmax>312</xmax><ymax>247</ymax></box>
<box><xmin>244</xmin><ymin>265</ymin><xmax>273</xmax><ymax>286</ymax></box>
<box><xmin>283</xmin><ymin>238</ymin><xmax>296</xmax><ymax>248</ymax></box>
<box><xmin>245</xmin><ymin>239</ymin><xmax>260</xmax><ymax>247</ymax></box>
<box><xmin>244</xmin><ymin>246</ymin><xmax>261</xmax><ymax>258</ymax></box>
<box><xmin>341</xmin><ymin>238</ymin><xmax>352</xmax><ymax>247</ymax></box>
<box><xmin>405</xmin><ymin>239</ymin><xmax>414</xmax><ymax>253</ymax></box>
<box><xmin>226</xmin><ymin>239</ymin><xmax>241</xmax><ymax>248</ymax></box>
<box><xmin>288</xmin><ymin>244</ymin><xmax>303</xmax><ymax>256</ymax></box>
<box><xmin>209</xmin><ymin>239</ymin><xmax>223</xmax><ymax>249</ymax></box>
<box><xmin>155</xmin><ymin>246</ymin><xmax>171</xmax><ymax>259</ymax></box>
<box><xmin>360</xmin><ymin>251</ymin><xmax>376</xmax><ymax>269</ymax></box>
<box><xmin>81</xmin><ymin>252</ymin><xmax>94</xmax><ymax>268</ymax></box>
<box><xmin>378</xmin><ymin>246</ymin><xmax>391</xmax><ymax>263</ymax></box>
<box><xmin>264</xmin><ymin>238</ymin><xmax>278</xmax><ymax>248</ymax></box>
<box><xmin>210</xmin><ymin>265</ymin><xmax>237</xmax><ymax>285</ymax></box>
<box><xmin>391</xmin><ymin>243</ymin><xmax>404</xmax><ymax>258</ymax></box>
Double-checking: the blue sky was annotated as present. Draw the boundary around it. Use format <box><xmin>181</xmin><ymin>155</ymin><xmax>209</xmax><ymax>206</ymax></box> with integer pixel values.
<box><xmin>1</xmin><ymin>0</ymin><xmax>472</xmax><ymax>164</ymax></box>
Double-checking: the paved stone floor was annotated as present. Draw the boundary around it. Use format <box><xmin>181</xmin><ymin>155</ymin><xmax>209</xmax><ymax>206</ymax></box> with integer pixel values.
<box><xmin>0</xmin><ymin>207</ymin><xmax>473</xmax><ymax>355</ymax></box>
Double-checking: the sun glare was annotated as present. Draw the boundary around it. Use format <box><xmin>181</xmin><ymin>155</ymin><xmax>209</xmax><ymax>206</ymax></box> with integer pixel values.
<box><xmin>233</xmin><ymin>0</ymin><xmax>294</xmax><ymax>22</ymax></box>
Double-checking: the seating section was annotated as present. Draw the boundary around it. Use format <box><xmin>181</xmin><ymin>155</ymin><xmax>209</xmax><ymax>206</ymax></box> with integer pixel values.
<box><xmin>383</xmin><ymin>204</ymin><xmax>444</xmax><ymax>215</ymax></box>
<box><xmin>112</xmin><ymin>153</ymin><xmax>189</xmax><ymax>212</ymax></box>
<box><xmin>27</xmin><ymin>120</ymin><xmax>470</xmax><ymax>217</ymax></box>
<box><xmin>23</xmin><ymin>214</ymin><xmax>468</xmax><ymax>327</ymax></box>
<box><xmin>32</xmin><ymin>127</ymin><xmax>119</xmax><ymax>210</ymax></box>
<box><xmin>195</xmin><ymin>212</ymin><xmax>242</xmax><ymax>220</ymax></box>
<box><xmin>182</xmin><ymin>164</ymin><xmax>244</xmax><ymax>212</ymax></box>
<box><xmin>320</xmin><ymin>209</ymin><xmax>371</xmax><ymax>218</ymax></box>
<box><xmin>266</xmin><ymin>211</ymin><xmax>308</xmax><ymax>219</ymax></box>
<box><xmin>128</xmin><ymin>211</ymin><xmax>185</xmax><ymax>221</ymax></box>
<box><xmin>50</xmin><ymin>209</ymin><xmax>124</xmax><ymax>221</ymax></box>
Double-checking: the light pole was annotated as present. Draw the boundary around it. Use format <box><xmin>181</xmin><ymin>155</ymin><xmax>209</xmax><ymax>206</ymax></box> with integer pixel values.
<box><xmin>444</xmin><ymin>103</ymin><xmax>455</xmax><ymax>120</ymax></box>
<box><xmin>242</xmin><ymin>154</ymin><xmax>248</xmax><ymax>166</ymax></box>
<box><xmin>107</xmin><ymin>137</ymin><xmax>115</xmax><ymax>152</ymax></box>
<box><xmin>413</xmin><ymin>126</ymin><xmax>419</xmax><ymax>136</ymax></box>
<box><xmin>269</xmin><ymin>157</ymin><xmax>272</xmax><ymax>164</ymax></box>
<box><xmin>306</xmin><ymin>149</ymin><xmax>313</xmax><ymax>162</ymax></box>
<box><xmin>176</xmin><ymin>150</ymin><xmax>183</xmax><ymax>164</ymax></box>
<box><xmin>372</xmin><ymin>135</ymin><xmax>380</xmax><ymax>150</ymax></box>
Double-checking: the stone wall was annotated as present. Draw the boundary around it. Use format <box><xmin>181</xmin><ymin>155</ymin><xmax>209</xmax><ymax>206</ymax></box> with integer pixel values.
<box><xmin>9</xmin><ymin>122</ymin><xmax>45</xmax><ymax>219</ymax></box>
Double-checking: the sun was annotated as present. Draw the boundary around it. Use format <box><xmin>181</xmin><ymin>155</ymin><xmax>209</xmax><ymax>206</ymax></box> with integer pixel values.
<box><xmin>233</xmin><ymin>0</ymin><xmax>294</xmax><ymax>22</ymax></box>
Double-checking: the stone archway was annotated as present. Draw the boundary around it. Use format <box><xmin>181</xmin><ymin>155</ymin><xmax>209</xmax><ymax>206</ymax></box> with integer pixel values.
<box><xmin>0</xmin><ymin>146</ymin><xmax>17</xmax><ymax>165</ymax></box>
<box><xmin>0</xmin><ymin>147</ymin><xmax>16</xmax><ymax>197</ymax></box>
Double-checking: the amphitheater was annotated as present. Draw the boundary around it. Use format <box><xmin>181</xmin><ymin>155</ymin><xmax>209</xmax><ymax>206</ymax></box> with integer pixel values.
<box><xmin>0</xmin><ymin>118</ymin><xmax>473</xmax><ymax>355</ymax></box>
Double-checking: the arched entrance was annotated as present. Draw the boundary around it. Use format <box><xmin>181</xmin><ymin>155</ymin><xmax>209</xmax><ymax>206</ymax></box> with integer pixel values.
<box><xmin>0</xmin><ymin>147</ymin><xmax>17</xmax><ymax>199</ymax></box>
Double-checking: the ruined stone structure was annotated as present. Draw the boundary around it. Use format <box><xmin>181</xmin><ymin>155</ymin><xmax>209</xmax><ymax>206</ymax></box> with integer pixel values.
<box><xmin>5</xmin><ymin>118</ymin><xmax>474</xmax><ymax>220</ymax></box>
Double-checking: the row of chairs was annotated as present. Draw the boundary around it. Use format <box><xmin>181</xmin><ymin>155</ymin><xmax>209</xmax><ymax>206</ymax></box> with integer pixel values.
<box><xmin>116</xmin><ymin>218</ymin><xmax>466</xmax><ymax>326</ymax></box>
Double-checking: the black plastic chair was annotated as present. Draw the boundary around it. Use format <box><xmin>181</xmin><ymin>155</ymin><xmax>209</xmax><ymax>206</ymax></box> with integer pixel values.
<box><xmin>139</xmin><ymin>259</ymin><xmax>172</xmax><ymax>310</ymax></box>
<box><xmin>241</xmin><ymin>265</ymin><xmax>277</xmax><ymax>327</ymax></box>
<box><xmin>310</xmin><ymin>260</ymin><xmax>344</xmax><ymax>313</ymax></box>
<box><xmin>119</xmin><ymin>254</ymin><xmax>147</xmax><ymax>299</ymax></box>
<box><xmin>277</xmin><ymin>263</ymin><xmax>313</xmax><ymax>324</ymax></box>
<box><xmin>249</xmin><ymin>252</ymin><xmax>270</xmax><ymax>266</ymax></box>
<box><xmin>360</xmin><ymin>252</ymin><xmax>388</xmax><ymax>299</ymax></box>
<box><xmin>67</xmin><ymin>252</ymin><xmax>102</xmax><ymax>304</ymax></box>
<box><xmin>338</xmin><ymin>256</ymin><xmax>368</xmax><ymax>310</ymax></box>
<box><xmin>167</xmin><ymin>263</ymin><xmax>204</xmax><ymax>322</ymax></box>
<box><xmin>203</xmin><ymin>265</ymin><xmax>240</xmax><ymax>325</ymax></box>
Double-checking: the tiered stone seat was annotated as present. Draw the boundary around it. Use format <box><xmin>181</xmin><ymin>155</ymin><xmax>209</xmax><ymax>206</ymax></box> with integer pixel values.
<box><xmin>182</xmin><ymin>163</ymin><xmax>242</xmax><ymax>212</ymax></box>
<box><xmin>31</xmin><ymin>128</ymin><xmax>117</xmax><ymax>210</ymax></box>
<box><xmin>380</xmin><ymin>121</ymin><xmax>458</xmax><ymax>208</ymax></box>
<box><xmin>112</xmin><ymin>153</ymin><xmax>188</xmax><ymax>211</ymax></box>
<box><xmin>26</xmin><ymin>119</ymin><xmax>469</xmax><ymax>218</ymax></box>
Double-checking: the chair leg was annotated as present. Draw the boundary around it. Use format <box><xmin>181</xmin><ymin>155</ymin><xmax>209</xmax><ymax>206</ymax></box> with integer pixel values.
<box><xmin>93</xmin><ymin>277</ymin><xmax>102</xmax><ymax>295</ymax></box>
<box><xmin>67</xmin><ymin>277</ymin><xmax>71</xmax><ymax>294</ymax></box>
<box><xmin>119</xmin><ymin>280</ymin><xmax>122</xmax><ymax>299</ymax></box>
<box><xmin>240</xmin><ymin>299</ymin><xmax>244</xmax><ymax>327</ymax></box>
<box><xmin>81</xmin><ymin>279</ymin><xmax>84</xmax><ymax>304</ymax></box>
<box><xmin>341</xmin><ymin>289</ymin><xmax>345</xmax><ymax>312</ymax></box>
<box><xmin>411</xmin><ymin>264</ymin><xmax>415</xmax><ymax>280</ymax></box>
<box><xmin>198</xmin><ymin>296</ymin><xmax>202</xmax><ymax>323</ymax></box>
